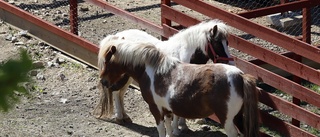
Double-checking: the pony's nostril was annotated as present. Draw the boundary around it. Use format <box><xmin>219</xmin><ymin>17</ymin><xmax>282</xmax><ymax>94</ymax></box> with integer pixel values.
<box><xmin>100</xmin><ymin>79</ymin><xmax>110</xmax><ymax>88</ymax></box>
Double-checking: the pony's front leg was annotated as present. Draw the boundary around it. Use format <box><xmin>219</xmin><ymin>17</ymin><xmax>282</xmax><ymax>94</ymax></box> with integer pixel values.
<box><xmin>119</xmin><ymin>78</ymin><xmax>133</xmax><ymax>123</ymax></box>
<box><xmin>113</xmin><ymin>78</ymin><xmax>133</xmax><ymax>124</ymax></box>
<box><xmin>148</xmin><ymin>104</ymin><xmax>166</xmax><ymax>137</ymax></box>
<box><xmin>113</xmin><ymin>90</ymin><xmax>124</xmax><ymax>123</ymax></box>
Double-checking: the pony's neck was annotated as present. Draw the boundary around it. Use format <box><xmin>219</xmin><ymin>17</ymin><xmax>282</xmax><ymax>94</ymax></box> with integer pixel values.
<box><xmin>168</xmin><ymin>27</ymin><xmax>207</xmax><ymax>50</ymax></box>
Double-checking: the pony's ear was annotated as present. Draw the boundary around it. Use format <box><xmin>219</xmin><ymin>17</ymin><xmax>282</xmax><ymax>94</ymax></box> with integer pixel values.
<box><xmin>104</xmin><ymin>46</ymin><xmax>116</xmax><ymax>62</ymax></box>
<box><xmin>110</xmin><ymin>46</ymin><xmax>116</xmax><ymax>54</ymax></box>
<box><xmin>210</xmin><ymin>25</ymin><xmax>218</xmax><ymax>39</ymax></box>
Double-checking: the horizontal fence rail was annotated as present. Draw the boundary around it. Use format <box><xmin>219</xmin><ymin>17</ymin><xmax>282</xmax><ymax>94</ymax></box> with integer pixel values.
<box><xmin>0</xmin><ymin>1</ymin><xmax>99</xmax><ymax>68</ymax></box>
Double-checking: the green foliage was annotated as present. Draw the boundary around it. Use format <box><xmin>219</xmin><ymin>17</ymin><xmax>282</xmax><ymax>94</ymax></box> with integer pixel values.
<box><xmin>0</xmin><ymin>50</ymin><xmax>33</xmax><ymax>112</ymax></box>
<box><xmin>304</xmin><ymin>83</ymin><xmax>320</xmax><ymax>94</ymax></box>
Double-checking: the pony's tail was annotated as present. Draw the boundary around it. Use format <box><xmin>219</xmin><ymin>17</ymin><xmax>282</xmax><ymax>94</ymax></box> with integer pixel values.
<box><xmin>94</xmin><ymin>80</ymin><xmax>114</xmax><ymax>119</ymax></box>
<box><xmin>242</xmin><ymin>74</ymin><xmax>260</xmax><ymax>137</ymax></box>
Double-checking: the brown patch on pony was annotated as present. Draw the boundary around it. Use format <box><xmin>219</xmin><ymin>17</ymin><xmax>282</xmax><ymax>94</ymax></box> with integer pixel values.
<box><xmin>108</xmin><ymin>74</ymin><xmax>130</xmax><ymax>91</ymax></box>
<box><xmin>167</xmin><ymin>65</ymin><xmax>230</xmax><ymax>126</ymax></box>
<box><xmin>189</xmin><ymin>47</ymin><xmax>209</xmax><ymax>64</ymax></box>
<box><xmin>153</xmin><ymin>65</ymin><xmax>176</xmax><ymax>97</ymax></box>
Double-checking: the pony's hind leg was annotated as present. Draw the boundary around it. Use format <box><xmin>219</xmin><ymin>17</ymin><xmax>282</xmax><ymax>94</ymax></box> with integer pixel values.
<box><xmin>224</xmin><ymin>94</ymin><xmax>243</xmax><ymax>137</ymax></box>
<box><xmin>178</xmin><ymin>118</ymin><xmax>189</xmax><ymax>131</ymax></box>
<box><xmin>233</xmin><ymin>109</ymin><xmax>244</xmax><ymax>137</ymax></box>
<box><xmin>172</xmin><ymin>115</ymin><xmax>181</xmax><ymax>136</ymax></box>
<box><xmin>224</xmin><ymin>119</ymin><xmax>239</xmax><ymax>137</ymax></box>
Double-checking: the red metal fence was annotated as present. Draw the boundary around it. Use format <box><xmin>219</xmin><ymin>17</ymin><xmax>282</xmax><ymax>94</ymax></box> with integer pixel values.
<box><xmin>1</xmin><ymin>0</ymin><xmax>320</xmax><ymax>136</ymax></box>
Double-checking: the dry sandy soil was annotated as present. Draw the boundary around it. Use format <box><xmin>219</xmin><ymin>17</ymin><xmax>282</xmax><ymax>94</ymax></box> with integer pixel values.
<box><xmin>1</xmin><ymin>0</ymin><xmax>319</xmax><ymax>137</ymax></box>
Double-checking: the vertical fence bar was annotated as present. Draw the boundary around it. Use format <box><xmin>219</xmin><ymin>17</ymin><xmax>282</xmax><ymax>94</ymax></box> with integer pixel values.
<box><xmin>302</xmin><ymin>3</ymin><xmax>311</xmax><ymax>44</ymax></box>
<box><xmin>291</xmin><ymin>0</ymin><xmax>312</xmax><ymax>127</ymax></box>
<box><xmin>161</xmin><ymin>0</ymin><xmax>171</xmax><ymax>40</ymax></box>
<box><xmin>69</xmin><ymin>0</ymin><xmax>78</xmax><ymax>35</ymax></box>
<box><xmin>280</xmin><ymin>0</ymin><xmax>289</xmax><ymax>15</ymax></box>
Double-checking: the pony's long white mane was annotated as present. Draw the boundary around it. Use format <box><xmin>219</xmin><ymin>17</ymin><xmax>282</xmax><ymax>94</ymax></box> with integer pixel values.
<box><xmin>164</xmin><ymin>19</ymin><xmax>229</xmax><ymax>54</ymax></box>
<box><xmin>98</xmin><ymin>35</ymin><xmax>180</xmax><ymax>74</ymax></box>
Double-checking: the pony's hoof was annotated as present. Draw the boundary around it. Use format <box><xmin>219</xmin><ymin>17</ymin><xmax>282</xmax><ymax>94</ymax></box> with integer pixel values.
<box><xmin>179</xmin><ymin>124</ymin><xmax>189</xmax><ymax>132</ymax></box>
<box><xmin>181</xmin><ymin>127</ymin><xmax>190</xmax><ymax>132</ymax></box>
<box><xmin>114</xmin><ymin>118</ymin><xmax>126</xmax><ymax>124</ymax></box>
<box><xmin>173</xmin><ymin>129</ymin><xmax>181</xmax><ymax>136</ymax></box>
<box><xmin>123</xmin><ymin>117</ymin><xmax>133</xmax><ymax>123</ymax></box>
<box><xmin>112</xmin><ymin>117</ymin><xmax>132</xmax><ymax>124</ymax></box>
<box><xmin>95</xmin><ymin>116</ymin><xmax>126</xmax><ymax>124</ymax></box>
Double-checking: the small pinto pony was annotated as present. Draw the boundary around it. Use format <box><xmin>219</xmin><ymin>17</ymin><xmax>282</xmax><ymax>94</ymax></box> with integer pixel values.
<box><xmin>99</xmin><ymin>38</ymin><xmax>260</xmax><ymax>137</ymax></box>
<box><xmin>95</xmin><ymin>19</ymin><xmax>234</xmax><ymax>131</ymax></box>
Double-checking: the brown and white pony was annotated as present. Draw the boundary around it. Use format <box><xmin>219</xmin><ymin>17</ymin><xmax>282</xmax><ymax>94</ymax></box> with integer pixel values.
<box><xmin>99</xmin><ymin>38</ymin><xmax>260</xmax><ymax>137</ymax></box>
<box><xmin>95</xmin><ymin>20</ymin><xmax>234</xmax><ymax>130</ymax></box>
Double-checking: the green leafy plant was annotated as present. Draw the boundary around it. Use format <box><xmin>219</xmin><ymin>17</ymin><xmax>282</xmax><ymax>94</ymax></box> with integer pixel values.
<box><xmin>0</xmin><ymin>50</ymin><xmax>33</xmax><ymax>112</ymax></box>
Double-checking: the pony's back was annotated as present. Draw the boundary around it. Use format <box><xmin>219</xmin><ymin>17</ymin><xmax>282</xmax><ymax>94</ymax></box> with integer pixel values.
<box><xmin>115</xmin><ymin>29</ymin><xmax>161</xmax><ymax>45</ymax></box>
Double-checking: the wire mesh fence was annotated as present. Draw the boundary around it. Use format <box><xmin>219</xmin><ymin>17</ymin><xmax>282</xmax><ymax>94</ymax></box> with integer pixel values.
<box><xmin>7</xmin><ymin>0</ymin><xmax>320</xmax><ymax>46</ymax></box>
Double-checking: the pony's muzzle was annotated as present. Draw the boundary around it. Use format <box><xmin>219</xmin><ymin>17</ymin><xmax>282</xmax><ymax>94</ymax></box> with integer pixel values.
<box><xmin>100</xmin><ymin>79</ymin><xmax>111</xmax><ymax>89</ymax></box>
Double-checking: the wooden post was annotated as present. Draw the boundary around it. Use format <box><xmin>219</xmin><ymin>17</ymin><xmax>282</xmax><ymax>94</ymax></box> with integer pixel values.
<box><xmin>161</xmin><ymin>0</ymin><xmax>171</xmax><ymax>40</ymax></box>
<box><xmin>69</xmin><ymin>0</ymin><xmax>78</xmax><ymax>35</ymax></box>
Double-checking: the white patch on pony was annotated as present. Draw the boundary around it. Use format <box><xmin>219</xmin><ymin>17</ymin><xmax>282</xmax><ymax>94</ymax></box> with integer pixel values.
<box><xmin>222</xmin><ymin>39</ymin><xmax>234</xmax><ymax>65</ymax></box>
<box><xmin>224</xmin><ymin>64</ymin><xmax>243</xmax><ymax>137</ymax></box>
<box><xmin>145</xmin><ymin>66</ymin><xmax>171</xmax><ymax>112</ymax></box>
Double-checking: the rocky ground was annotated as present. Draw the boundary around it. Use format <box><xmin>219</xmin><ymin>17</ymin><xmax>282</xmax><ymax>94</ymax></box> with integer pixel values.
<box><xmin>0</xmin><ymin>0</ymin><xmax>319</xmax><ymax>137</ymax></box>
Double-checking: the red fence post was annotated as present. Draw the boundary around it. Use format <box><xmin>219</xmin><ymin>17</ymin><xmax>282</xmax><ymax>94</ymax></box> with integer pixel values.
<box><xmin>161</xmin><ymin>0</ymin><xmax>171</xmax><ymax>40</ymax></box>
<box><xmin>69</xmin><ymin>0</ymin><xmax>78</xmax><ymax>35</ymax></box>
<box><xmin>291</xmin><ymin>0</ymin><xmax>312</xmax><ymax>127</ymax></box>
